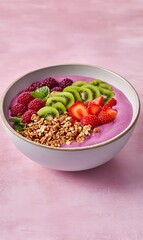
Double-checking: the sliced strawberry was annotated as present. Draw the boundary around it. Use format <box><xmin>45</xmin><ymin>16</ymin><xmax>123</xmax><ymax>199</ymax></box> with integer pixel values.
<box><xmin>88</xmin><ymin>102</ymin><xmax>101</xmax><ymax>115</ymax></box>
<box><xmin>107</xmin><ymin>98</ymin><xmax>117</xmax><ymax>107</ymax></box>
<box><xmin>103</xmin><ymin>98</ymin><xmax>117</xmax><ymax>110</ymax></box>
<box><xmin>84</xmin><ymin>101</ymin><xmax>90</xmax><ymax>108</ymax></box>
<box><xmin>68</xmin><ymin>101</ymin><xmax>88</xmax><ymax>120</ymax></box>
<box><xmin>106</xmin><ymin>108</ymin><xmax>118</xmax><ymax>118</ymax></box>
<box><xmin>81</xmin><ymin>115</ymin><xmax>101</xmax><ymax>128</ymax></box>
<box><xmin>92</xmin><ymin>96</ymin><xmax>104</xmax><ymax>106</ymax></box>
<box><xmin>98</xmin><ymin>108</ymin><xmax>117</xmax><ymax>124</ymax></box>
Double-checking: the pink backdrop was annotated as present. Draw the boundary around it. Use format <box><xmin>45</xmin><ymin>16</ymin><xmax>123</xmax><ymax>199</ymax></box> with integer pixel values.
<box><xmin>0</xmin><ymin>0</ymin><xmax>143</xmax><ymax>239</ymax></box>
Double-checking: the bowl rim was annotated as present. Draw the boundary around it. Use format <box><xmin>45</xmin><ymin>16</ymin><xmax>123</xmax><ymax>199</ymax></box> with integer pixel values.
<box><xmin>0</xmin><ymin>63</ymin><xmax>141</xmax><ymax>152</ymax></box>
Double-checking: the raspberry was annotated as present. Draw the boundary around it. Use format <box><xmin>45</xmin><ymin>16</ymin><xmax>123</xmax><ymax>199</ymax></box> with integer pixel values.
<box><xmin>51</xmin><ymin>86</ymin><xmax>62</xmax><ymax>92</ymax></box>
<box><xmin>60</xmin><ymin>78</ymin><xmax>73</xmax><ymax>89</ymax></box>
<box><xmin>10</xmin><ymin>103</ymin><xmax>27</xmax><ymax>117</ymax></box>
<box><xmin>28</xmin><ymin>98</ymin><xmax>45</xmax><ymax>112</ymax></box>
<box><xmin>22</xmin><ymin>110</ymin><xmax>36</xmax><ymax>123</ymax></box>
<box><xmin>42</xmin><ymin>77</ymin><xmax>59</xmax><ymax>89</ymax></box>
<box><xmin>17</xmin><ymin>92</ymin><xmax>34</xmax><ymax>106</ymax></box>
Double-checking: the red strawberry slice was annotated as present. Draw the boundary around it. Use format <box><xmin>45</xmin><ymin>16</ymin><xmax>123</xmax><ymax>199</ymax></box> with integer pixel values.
<box><xmin>84</xmin><ymin>101</ymin><xmax>90</xmax><ymax>108</ymax></box>
<box><xmin>88</xmin><ymin>102</ymin><xmax>101</xmax><ymax>115</ymax></box>
<box><xmin>98</xmin><ymin>108</ymin><xmax>117</xmax><ymax>124</ymax></box>
<box><xmin>102</xmin><ymin>98</ymin><xmax>117</xmax><ymax>110</ymax></box>
<box><xmin>68</xmin><ymin>101</ymin><xmax>88</xmax><ymax>120</ymax></box>
<box><xmin>107</xmin><ymin>98</ymin><xmax>117</xmax><ymax>107</ymax></box>
<box><xmin>92</xmin><ymin>96</ymin><xmax>104</xmax><ymax>106</ymax></box>
<box><xmin>106</xmin><ymin>108</ymin><xmax>118</xmax><ymax>118</ymax></box>
<box><xmin>81</xmin><ymin>115</ymin><xmax>101</xmax><ymax>128</ymax></box>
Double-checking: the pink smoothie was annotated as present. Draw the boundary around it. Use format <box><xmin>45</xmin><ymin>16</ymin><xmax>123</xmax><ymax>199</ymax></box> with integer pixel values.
<box><xmin>9</xmin><ymin>75</ymin><xmax>133</xmax><ymax>148</ymax></box>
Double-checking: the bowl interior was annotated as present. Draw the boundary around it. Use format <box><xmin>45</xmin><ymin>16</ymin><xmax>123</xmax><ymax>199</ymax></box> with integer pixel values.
<box><xmin>2</xmin><ymin>65</ymin><xmax>139</xmax><ymax>125</ymax></box>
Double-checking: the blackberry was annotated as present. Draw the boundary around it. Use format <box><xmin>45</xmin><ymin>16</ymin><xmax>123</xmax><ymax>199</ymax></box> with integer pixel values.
<box><xmin>60</xmin><ymin>78</ymin><xmax>73</xmax><ymax>89</ymax></box>
<box><xmin>27</xmin><ymin>86</ymin><xmax>36</xmax><ymax>92</ymax></box>
<box><xmin>21</xmin><ymin>86</ymin><xmax>35</xmax><ymax>93</ymax></box>
<box><xmin>30</xmin><ymin>81</ymin><xmax>43</xmax><ymax>90</ymax></box>
<box><xmin>42</xmin><ymin>77</ymin><xmax>59</xmax><ymax>89</ymax></box>
<box><xmin>51</xmin><ymin>86</ymin><xmax>62</xmax><ymax>92</ymax></box>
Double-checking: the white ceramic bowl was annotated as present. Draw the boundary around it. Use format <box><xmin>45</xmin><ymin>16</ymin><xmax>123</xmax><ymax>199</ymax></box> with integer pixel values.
<box><xmin>0</xmin><ymin>64</ymin><xmax>140</xmax><ymax>171</ymax></box>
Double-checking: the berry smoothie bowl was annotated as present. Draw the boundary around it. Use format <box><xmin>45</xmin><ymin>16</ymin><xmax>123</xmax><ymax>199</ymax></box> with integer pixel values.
<box><xmin>0</xmin><ymin>64</ymin><xmax>140</xmax><ymax>171</ymax></box>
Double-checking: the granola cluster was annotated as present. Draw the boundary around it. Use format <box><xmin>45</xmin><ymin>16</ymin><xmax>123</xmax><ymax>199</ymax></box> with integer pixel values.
<box><xmin>17</xmin><ymin>113</ymin><xmax>94</xmax><ymax>147</ymax></box>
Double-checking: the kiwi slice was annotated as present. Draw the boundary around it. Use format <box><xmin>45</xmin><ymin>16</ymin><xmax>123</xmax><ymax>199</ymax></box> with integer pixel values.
<box><xmin>72</xmin><ymin>81</ymin><xmax>87</xmax><ymax>87</ymax></box>
<box><xmin>37</xmin><ymin>106</ymin><xmax>59</xmax><ymax>118</ymax></box>
<box><xmin>104</xmin><ymin>91</ymin><xmax>115</xmax><ymax>103</ymax></box>
<box><xmin>51</xmin><ymin>92</ymin><xmax>75</xmax><ymax>109</ymax></box>
<box><xmin>63</xmin><ymin>86</ymin><xmax>82</xmax><ymax>101</ymax></box>
<box><xmin>99</xmin><ymin>87</ymin><xmax>115</xmax><ymax>103</ymax></box>
<box><xmin>77</xmin><ymin>86</ymin><xmax>93</xmax><ymax>102</ymax></box>
<box><xmin>99</xmin><ymin>83</ymin><xmax>113</xmax><ymax>91</ymax></box>
<box><xmin>83</xmin><ymin>84</ymin><xmax>101</xmax><ymax>99</ymax></box>
<box><xmin>90</xmin><ymin>79</ymin><xmax>103</xmax><ymax>86</ymax></box>
<box><xmin>46</xmin><ymin>96</ymin><xmax>67</xmax><ymax>106</ymax></box>
<box><xmin>52</xmin><ymin>102</ymin><xmax>66</xmax><ymax>115</ymax></box>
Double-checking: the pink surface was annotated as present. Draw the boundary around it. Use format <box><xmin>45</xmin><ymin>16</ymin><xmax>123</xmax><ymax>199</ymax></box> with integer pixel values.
<box><xmin>0</xmin><ymin>0</ymin><xmax>143</xmax><ymax>239</ymax></box>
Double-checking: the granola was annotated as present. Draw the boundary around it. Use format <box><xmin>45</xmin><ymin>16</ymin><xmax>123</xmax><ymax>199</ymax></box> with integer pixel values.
<box><xmin>17</xmin><ymin>113</ymin><xmax>93</xmax><ymax>147</ymax></box>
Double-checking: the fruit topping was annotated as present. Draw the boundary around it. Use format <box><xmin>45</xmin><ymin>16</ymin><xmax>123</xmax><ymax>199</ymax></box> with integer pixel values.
<box><xmin>10</xmin><ymin>103</ymin><xmax>27</xmax><ymax>117</ymax></box>
<box><xmin>63</xmin><ymin>86</ymin><xmax>82</xmax><ymax>101</ymax></box>
<box><xmin>52</xmin><ymin>102</ymin><xmax>66</xmax><ymax>115</ymax></box>
<box><xmin>42</xmin><ymin>77</ymin><xmax>59</xmax><ymax>89</ymax></box>
<box><xmin>22</xmin><ymin>86</ymin><xmax>36</xmax><ymax>93</ymax></box>
<box><xmin>98</xmin><ymin>108</ymin><xmax>117</xmax><ymax>124</ymax></box>
<box><xmin>81</xmin><ymin>115</ymin><xmax>101</xmax><ymax>128</ymax></box>
<box><xmin>51</xmin><ymin>86</ymin><xmax>63</xmax><ymax>92</ymax></box>
<box><xmin>30</xmin><ymin>81</ymin><xmax>43</xmax><ymax>90</ymax></box>
<box><xmin>78</xmin><ymin>86</ymin><xmax>93</xmax><ymax>102</ymax></box>
<box><xmin>51</xmin><ymin>92</ymin><xmax>75</xmax><ymax>108</ymax></box>
<box><xmin>91</xmin><ymin>96</ymin><xmax>104</xmax><ymax>106</ymax></box>
<box><xmin>59</xmin><ymin>78</ymin><xmax>73</xmax><ymax>89</ymax></box>
<box><xmin>68</xmin><ymin>100</ymin><xmax>88</xmax><ymax>120</ymax></box>
<box><xmin>103</xmin><ymin>98</ymin><xmax>117</xmax><ymax>108</ymax></box>
<box><xmin>90</xmin><ymin>79</ymin><xmax>103</xmax><ymax>86</ymax></box>
<box><xmin>72</xmin><ymin>80</ymin><xmax>87</xmax><ymax>87</ymax></box>
<box><xmin>28</xmin><ymin>98</ymin><xmax>45</xmax><ymax>112</ymax></box>
<box><xmin>22</xmin><ymin>109</ymin><xmax>36</xmax><ymax>123</ymax></box>
<box><xmin>37</xmin><ymin>106</ymin><xmax>59</xmax><ymax>119</ymax></box>
<box><xmin>83</xmin><ymin>84</ymin><xmax>100</xmax><ymax>99</ymax></box>
<box><xmin>17</xmin><ymin>92</ymin><xmax>34</xmax><ymax>106</ymax></box>
<box><xmin>46</xmin><ymin>96</ymin><xmax>67</xmax><ymax>106</ymax></box>
<box><xmin>88</xmin><ymin>102</ymin><xmax>101</xmax><ymax>115</ymax></box>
